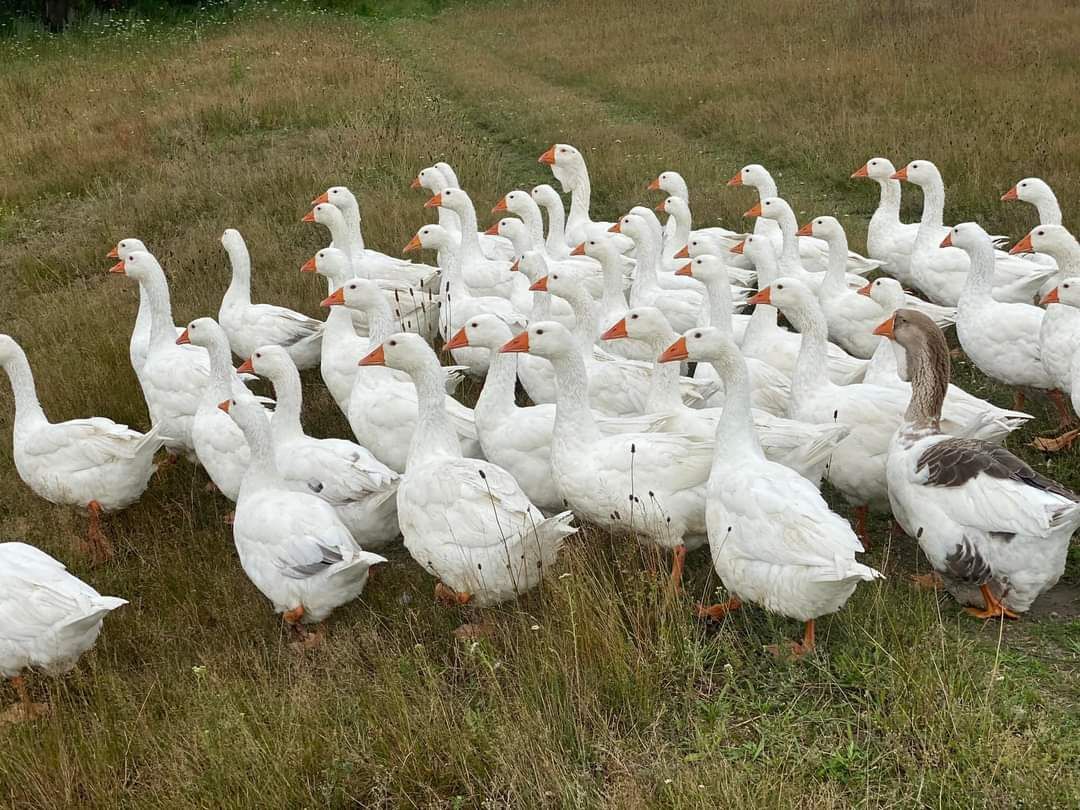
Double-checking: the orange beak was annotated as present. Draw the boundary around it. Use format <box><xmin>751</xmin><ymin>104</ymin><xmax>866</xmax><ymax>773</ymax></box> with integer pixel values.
<box><xmin>608</xmin><ymin>222</ymin><xmax>622</xmax><ymax>233</ymax></box>
<box><xmin>445</xmin><ymin>327</ymin><xmax>469</xmax><ymax>350</ymax></box>
<box><xmin>217</xmin><ymin>399</ymin><xmax>231</xmax><ymax>414</ymax></box>
<box><xmin>236</xmin><ymin>357</ymin><xmax>255</xmax><ymax>375</ymax></box>
<box><xmin>600</xmin><ymin>318</ymin><xmax>628</xmax><ymax>341</ymax></box>
<box><xmin>570</xmin><ymin>242</ymin><xmax>586</xmax><ymax>256</ymax></box>
<box><xmin>538</xmin><ymin>146</ymin><xmax>556</xmax><ymax>166</ymax></box>
<box><xmin>300</xmin><ymin>256</ymin><xmax>317</xmax><ymax>273</ymax></box>
<box><xmin>359</xmin><ymin>345</ymin><xmax>386</xmax><ymax>366</ymax></box>
<box><xmin>851</xmin><ymin>164</ymin><xmax>870</xmax><ymax>179</ymax></box>
<box><xmin>726</xmin><ymin>172</ymin><xmax>743</xmax><ymax>187</ymax></box>
<box><xmin>748</xmin><ymin>287</ymin><xmax>772</xmax><ymax>306</ymax></box>
<box><xmin>1001</xmin><ymin>185</ymin><xmax>1019</xmax><ymax>202</ymax></box>
<box><xmin>176</xmin><ymin>328</ymin><xmax>191</xmax><ymax>345</ymax></box>
<box><xmin>890</xmin><ymin>167</ymin><xmax>909</xmax><ymax>181</ymax></box>
<box><xmin>312</xmin><ymin>191</ymin><xmax>330</xmax><ymax>205</ymax></box>
<box><xmin>106</xmin><ymin>246</ymin><xmax>119</xmax><ymax>259</ymax></box>
<box><xmin>730</xmin><ymin>240</ymin><xmax>745</xmax><ymax>255</ymax></box>
<box><xmin>302</xmin><ymin>209</ymin><xmax>317</xmax><ymax>223</ymax></box>
<box><xmin>743</xmin><ymin>202</ymin><xmax>763</xmax><ymax>218</ymax></box>
<box><xmin>675</xmin><ymin>263</ymin><xmax>693</xmax><ymax>277</ymax></box>
<box><xmin>509</xmin><ymin>259</ymin><xmax>520</xmax><ymax>273</ymax></box>
<box><xmin>857</xmin><ymin>282</ymin><xmax>873</xmax><ymax>297</ymax></box>
<box><xmin>674</xmin><ymin>245</ymin><xmax>690</xmax><ymax>259</ymax></box>
<box><xmin>796</xmin><ymin>222</ymin><xmax>814</xmax><ymax>237</ymax></box>
<box><xmin>659</xmin><ymin>336</ymin><xmax>689</xmax><ymax>363</ymax></box>
<box><xmin>108</xmin><ymin>260</ymin><xmax>125</xmax><ymax>274</ymax></box>
<box><xmin>403</xmin><ymin>234</ymin><xmax>422</xmax><ymax>253</ymax></box>
<box><xmin>647</xmin><ymin>177</ymin><xmax>661</xmax><ymax>191</ymax></box>
<box><xmin>424</xmin><ymin>193</ymin><xmax>443</xmax><ymax>208</ymax></box>
<box><xmin>939</xmin><ymin>233</ymin><xmax>953</xmax><ymax>248</ymax></box>
<box><xmin>484</xmin><ymin>222</ymin><xmax>501</xmax><ymax>236</ymax></box>
<box><xmin>1009</xmin><ymin>233</ymin><xmax>1034</xmax><ymax>255</ymax></box>
<box><xmin>321</xmin><ymin>287</ymin><xmax>346</xmax><ymax>308</ymax></box>
<box><xmin>500</xmin><ymin>331</ymin><xmax>530</xmax><ymax>353</ymax></box>
<box><xmin>492</xmin><ymin>197</ymin><xmax>509</xmax><ymax>214</ymax></box>
<box><xmin>529</xmin><ymin>276</ymin><xmax>549</xmax><ymax>292</ymax></box>
<box><xmin>410</xmin><ymin>176</ymin><xmax>422</xmax><ymax>190</ymax></box>
<box><xmin>1041</xmin><ymin>287</ymin><xmax>1060</xmax><ymax>306</ymax></box>
<box><xmin>872</xmin><ymin>316</ymin><xmax>895</xmax><ymax>339</ymax></box>
<box><xmin>654</xmin><ymin>201</ymin><xmax>667</xmax><ymax>213</ymax></box>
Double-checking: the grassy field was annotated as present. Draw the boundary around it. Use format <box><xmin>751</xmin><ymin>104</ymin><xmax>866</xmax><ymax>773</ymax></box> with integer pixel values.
<box><xmin>1</xmin><ymin>1</ymin><xmax>1079</xmax><ymax>807</ymax></box>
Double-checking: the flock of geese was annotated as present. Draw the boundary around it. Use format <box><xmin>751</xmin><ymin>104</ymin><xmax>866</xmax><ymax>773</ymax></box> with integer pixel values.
<box><xmin>3</xmin><ymin>144</ymin><xmax>1079</xmax><ymax>723</ymax></box>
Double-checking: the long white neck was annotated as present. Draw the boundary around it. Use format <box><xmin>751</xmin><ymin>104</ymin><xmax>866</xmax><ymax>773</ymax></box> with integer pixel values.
<box><xmin>324</xmin><ymin>215</ymin><xmax>361</xmax><ymax>273</ymax></box>
<box><xmin>742</xmin><ymin>248</ymin><xmax>781</xmax><ymax>350</ymax></box>
<box><xmin>565</xmin><ymin>165</ymin><xmax>592</xmax><ymax>232</ymax></box>
<box><xmin>958</xmin><ymin>237</ymin><xmax>996</xmax><ymax>309</ymax></box>
<box><xmin>711</xmin><ymin>354</ymin><xmax>763</xmax><ymax>460</ymax></box>
<box><xmin>452</xmin><ymin>201</ymin><xmax>484</xmax><ymax>267</ymax></box>
<box><xmin>1035</xmin><ymin>193</ymin><xmax>1062</xmax><ymax>227</ymax></box>
<box><xmin>630</xmin><ymin>229</ymin><xmax>662</xmax><ymax>298</ymax></box>
<box><xmin>872</xmin><ymin>177</ymin><xmax>903</xmax><ymax>230</ymax></box>
<box><xmin>406</xmin><ymin>361</ymin><xmax>462</xmax><ymax>468</ymax></box>
<box><xmin>240</xmin><ymin>412</ymin><xmax>281</xmax><ymax>492</ymax></box>
<box><xmin>914</xmin><ymin>173</ymin><xmax>946</xmax><ymax>247</ymax></box>
<box><xmin>517</xmin><ymin>201</ymin><xmax>546</xmax><ymax>249</ymax></box>
<box><xmin>140</xmin><ymin>269</ymin><xmax>179</xmax><ymax>349</ymax></box>
<box><xmin>601</xmin><ymin>255</ymin><xmax>628</xmax><ymax>316</ymax></box>
<box><xmin>438</xmin><ymin>241</ymin><xmax>469</xmax><ymax>340</ymax></box>
<box><xmin>753</xmin><ymin>175</ymin><xmax>779</xmax><ymax>200</ymax></box>
<box><xmin>1043</xmin><ymin>237</ymin><xmax>1080</xmax><ymax>275</ymax></box>
<box><xmin>669</xmin><ymin>203</ymin><xmax>691</xmax><ymax>252</ymax></box>
<box><xmin>821</xmin><ymin>230</ymin><xmax>850</xmax><ymax>295</ymax></box>
<box><xmin>561</xmin><ymin>286</ymin><xmax>601</xmax><ymax>349</ymax></box>
<box><xmin>223</xmin><ymin>239</ymin><xmax>252</xmax><ymax>307</ymax></box>
<box><xmin>321</xmin><ymin>268</ymin><xmax>359</xmax><ymax>338</ymax></box>
<box><xmin>640</xmin><ymin>331</ymin><xmax>684</xmax><ymax>412</ymax></box>
<box><xmin>550</xmin><ymin>351</ymin><xmax>600</xmax><ymax>445</ymax></box>
<box><xmin>267</xmin><ymin>364</ymin><xmax>305</xmax><ymax>444</ymax></box>
<box><xmin>530</xmin><ymin>288</ymin><xmax>553</xmax><ymax>320</ymax></box>
<box><xmin>702</xmin><ymin>277</ymin><xmax>734</xmax><ymax>338</ymax></box>
<box><xmin>2</xmin><ymin>345</ymin><xmax>47</xmax><ymax>428</ymax></box>
<box><xmin>342</xmin><ymin>200</ymin><xmax>366</xmax><ymax>252</ymax></box>
<box><xmin>203</xmin><ymin>336</ymin><xmax>238</xmax><ymax>401</ymax></box>
<box><xmin>772</xmin><ymin>209</ymin><xmax>802</xmax><ymax>271</ymax></box>
<box><xmin>361</xmin><ymin>294</ymin><xmax>397</xmax><ymax>344</ymax></box>
<box><xmin>786</xmin><ymin>301</ymin><xmax>836</xmax><ymax>403</ymax></box>
<box><xmin>474</xmin><ymin>344</ymin><xmax>518</xmax><ymax>424</ymax></box>
<box><xmin>542</xmin><ymin>198</ymin><xmax>568</xmax><ymax>256</ymax></box>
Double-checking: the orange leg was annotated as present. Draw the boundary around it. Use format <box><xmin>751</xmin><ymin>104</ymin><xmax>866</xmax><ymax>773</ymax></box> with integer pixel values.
<box><xmin>965</xmin><ymin>584</ymin><xmax>1020</xmax><ymax>621</ymax></box>
<box><xmin>434</xmin><ymin>582</ymin><xmax>472</xmax><ymax>607</ymax></box>
<box><xmin>696</xmin><ymin>596</ymin><xmax>742</xmax><ymax>622</ymax></box>
<box><xmin>1032</xmin><ymin>428</ymin><xmax>1080</xmax><ymax>453</ymax></box>
<box><xmin>767</xmin><ymin>619</ymin><xmax>816</xmax><ymax>659</ymax></box>
<box><xmin>669</xmin><ymin>544</ymin><xmax>687</xmax><ymax>593</ymax></box>
<box><xmin>1</xmin><ymin>677</ymin><xmax>48</xmax><ymax>725</ymax></box>
<box><xmin>85</xmin><ymin>500</ymin><xmax>113</xmax><ymax>563</ymax></box>
<box><xmin>1047</xmin><ymin>389</ymin><xmax>1075</xmax><ymax>431</ymax></box>
<box><xmin>1012</xmin><ymin>389</ymin><xmax>1026</xmax><ymax>412</ymax></box>
<box><xmin>853</xmin><ymin>505</ymin><xmax>869</xmax><ymax>550</ymax></box>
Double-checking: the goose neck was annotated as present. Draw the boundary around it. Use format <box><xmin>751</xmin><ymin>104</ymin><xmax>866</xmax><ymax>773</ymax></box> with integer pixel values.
<box><xmin>140</xmin><ymin>270</ymin><xmax>179</xmax><ymax>349</ymax></box>
<box><xmin>642</xmin><ymin>332</ymin><xmax>684</xmax><ymax>412</ymax></box>
<box><xmin>223</xmin><ymin>240</ymin><xmax>252</xmax><ymax>306</ymax></box>
<box><xmin>342</xmin><ymin>200</ymin><xmax>366</xmax><ymax>252</ymax></box>
<box><xmin>821</xmin><ymin>232</ymin><xmax>850</xmax><ymax>294</ymax></box>
<box><xmin>903</xmin><ymin>342</ymin><xmax>946</xmax><ymax>435</ymax></box>
<box><xmin>406</xmin><ymin>363</ymin><xmax>463</xmax><ymax>468</ymax></box>
<box><xmin>266</xmin><ymin>365</ymin><xmax>305</xmax><ymax>444</ymax></box>
<box><xmin>915</xmin><ymin>174</ymin><xmax>946</xmax><ymax>241</ymax></box>
<box><xmin>550</xmin><ymin>352</ymin><xmax>600</xmax><ymax>445</ymax></box>
<box><xmin>475</xmin><ymin>348</ymin><xmax>518</xmax><ymax>423</ymax></box>
<box><xmin>453</xmin><ymin>202</ymin><xmax>484</xmax><ymax>266</ymax></box>
<box><xmin>958</xmin><ymin>238</ymin><xmax>995</xmax><ymax>307</ymax></box>
<box><xmin>872</xmin><ymin>178</ymin><xmax>903</xmax><ymax>226</ymax></box>
<box><xmin>786</xmin><ymin>302</ymin><xmax>834</xmax><ymax>402</ymax></box>
<box><xmin>710</xmin><ymin>356</ymin><xmax>763</xmax><ymax>460</ymax></box>
<box><xmin>1</xmin><ymin>345</ymin><xmax>47</xmax><ymax>427</ymax></box>
<box><xmin>543</xmin><ymin>199</ymin><xmax>568</xmax><ymax>256</ymax></box>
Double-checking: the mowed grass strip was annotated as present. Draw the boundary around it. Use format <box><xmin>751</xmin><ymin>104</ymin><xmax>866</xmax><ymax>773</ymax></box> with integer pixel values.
<box><xmin>0</xmin><ymin>4</ymin><xmax>1077</xmax><ymax>808</ymax></box>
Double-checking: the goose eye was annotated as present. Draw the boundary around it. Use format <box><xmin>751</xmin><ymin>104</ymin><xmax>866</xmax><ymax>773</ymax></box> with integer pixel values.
<box><xmin>1038</xmin><ymin>230</ymin><xmax>1044</xmax><ymax>236</ymax></box>
<box><xmin>777</xmin><ymin>284</ymin><xmax>784</xmax><ymax>289</ymax></box>
<box><xmin>255</xmin><ymin>353</ymin><xmax>261</xmax><ymax>359</ymax></box>
<box><xmin>694</xmin><ymin>332</ymin><xmax>702</xmax><ymax>338</ymax></box>
<box><xmin>765</xmin><ymin>201</ymin><xmax>771</xmax><ymax>206</ymax></box>
<box><xmin>912</xmin><ymin>163</ymin><xmax>918</xmax><ymax>169</ymax></box>
<box><xmin>630</xmin><ymin>314</ymin><xmax>638</xmax><ymax>319</ymax></box>
<box><xmin>536</xmin><ymin>329</ymin><xmax>544</xmax><ymax>335</ymax></box>
<box><xmin>389</xmin><ymin>340</ymin><xmax>397</xmax><ymax>347</ymax></box>
<box><xmin>349</xmin><ymin>284</ymin><xmax>356</xmax><ymax>289</ymax></box>
<box><xmin>1021</xmin><ymin>182</ymin><xmax>1027</xmax><ymax>187</ymax></box>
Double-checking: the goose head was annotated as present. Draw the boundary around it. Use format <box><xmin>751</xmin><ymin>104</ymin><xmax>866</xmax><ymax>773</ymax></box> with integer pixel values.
<box><xmin>493</xmin><ymin>189</ymin><xmax>534</xmax><ymax>218</ymax></box>
<box><xmin>648</xmin><ymin>170</ymin><xmax>688</xmax><ymax>200</ymax></box>
<box><xmin>1041</xmin><ymin>277</ymin><xmax>1080</xmax><ymax>309</ymax></box>
<box><xmin>513</xmin><ymin>250</ymin><xmax>549</xmax><ymax>284</ymax></box>
<box><xmin>360</xmin><ymin>332</ymin><xmax>434</xmax><ymax>374</ymax></box>
<box><xmin>541</xmin><ymin>263</ymin><xmax>594</xmax><ymax>301</ymax></box>
<box><xmin>488</xmin><ymin>217</ymin><xmax>528</xmax><ymax>244</ymax></box>
<box><xmin>939</xmin><ymin>221</ymin><xmax>991</xmax><ymax>252</ymax></box>
<box><xmin>425</xmin><ymin>186</ymin><xmax>473</xmax><ymax>216</ymax></box>
<box><xmin>111</xmin><ymin>249</ymin><xmax>161</xmax><ymax>282</ymax></box>
<box><xmin>629</xmin><ymin>206</ymin><xmax>665</xmax><ymax>239</ymax></box>
<box><xmin>797</xmin><ymin>215</ymin><xmax>844</xmax><ymax>243</ymax></box>
<box><xmin>613</xmin><ymin>212</ymin><xmax>650</xmax><ymax>245</ymax></box>
<box><xmin>446</xmin><ymin>313</ymin><xmax>513</xmax><ymax>352</ymax></box>
<box><xmin>239</xmin><ymin>344</ymin><xmax>293</xmax><ymax>379</ymax></box>
<box><xmin>499</xmin><ymin>320</ymin><xmax>575</xmax><ymax>360</ymax></box>
<box><xmin>737</xmin><ymin>234</ymin><xmax>778</xmax><ymax>276</ymax></box>
<box><xmin>676</xmin><ymin>254</ymin><xmax>730</xmax><ymax>287</ymax></box>
<box><xmin>859</xmin><ymin>277</ymin><xmax>906</xmax><ymax>314</ymax></box>
<box><xmin>323</xmin><ymin>277</ymin><xmax>384</xmax><ymax>313</ymax></box>
<box><xmin>748</xmin><ymin>196</ymin><xmax>794</xmax><ymax>225</ymax></box>
<box><xmin>305</xmin><ymin>201</ymin><xmax>346</xmax><ymax>233</ymax></box>
<box><xmin>660</xmin><ymin>326</ymin><xmax>737</xmax><ymax>371</ymax></box>
<box><xmin>851</xmin><ymin>157</ymin><xmax>898</xmax><ymax>183</ymax></box>
<box><xmin>539</xmin><ymin>143</ymin><xmax>586</xmax><ymax>191</ymax></box>
<box><xmin>220</xmin><ymin>227</ymin><xmax>246</xmax><ymax>253</ymax></box>
<box><xmin>314</xmin><ymin>186</ymin><xmax>359</xmax><ymax>216</ymax></box>
<box><xmin>1009</xmin><ymin>224</ymin><xmax>1077</xmax><ymax>260</ymax></box>
<box><xmin>727</xmin><ymin>163</ymin><xmax>772</xmax><ymax>191</ymax></box>
<box><xmin>1001</xmin><ymin>177</ymin><xmax>1054</xmax><ymax>206</ymax></box>
<box><xmin>405</xmin><ymin>223</ymin><xmax>452</xmax><ymax>254</ymax></box>
<box><xmin>750</xmin><ymin>276</ymin><xmax>815</xmax><ymax>317</ymax></box>
<box><xmin>433</xmin><ymin>161</ymin><xmax>460</xmax><ymax>189</ymax></box>
<box><xmin>218</xmin><ymin>396</ymin><xmax>268</xmax><ymax>439</ymax></box>
<box><xmin>891</xmin><ymin>160</ymin><xmax>940</xmax><ymax>187</ymax></box>
<box><xmin>873</xmin><ymin>308</ymin><xmax>946</xmax><ymax>384</ymax></box>
<box><xmin>107</xmin><ymin>237</ymin><xmax>146</xmax><ymax>260</ymax></box>
<box><xmin>603</xmin><ymin>306</ymin><xmax>673</xmax><ymax>347</ymax></box>
<box><xmin>302</xmin><ymin>247</ymin><xmax>351</xmax><ymax>280</ymax></box>
<box><xmin>530</xmin><ymin>183</ymin><xmax>562</xmax><ymax>211</ymax></box>
<box><xmin>177</xmin><ymin>316</ymin><xmax>228</xmax><ymax>350</ymax></box>
<box><xmin>413</xmin><ymin>165</ymin><xmax>447</xmax><ymax>193</ymax></box>
<box><xmin>574</xmin><ymin>234</ymin><xmax>620</xmax><ymax>263</ymax></box>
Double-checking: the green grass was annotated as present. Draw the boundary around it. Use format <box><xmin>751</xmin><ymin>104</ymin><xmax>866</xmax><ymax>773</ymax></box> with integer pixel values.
<box><xmin>1</xmin><ymin>2</ymin><xmax>1079</xmax><ymax>807</ymax></box>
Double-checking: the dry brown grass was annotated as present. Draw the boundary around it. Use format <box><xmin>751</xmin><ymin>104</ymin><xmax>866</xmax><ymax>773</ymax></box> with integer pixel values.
<box><xmin>0</xmin><ymin>3</ymin><xmax>1078</xmax><ymax>808</ymax></box>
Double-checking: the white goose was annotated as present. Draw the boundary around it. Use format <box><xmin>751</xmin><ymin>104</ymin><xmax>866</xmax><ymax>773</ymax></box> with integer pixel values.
<box><xmin>240</xmin><ymin>345</ymin><xmax>400</xmax><ymax>549</ymax></box>
<box><xmin>223</xmin><ymin>396</ymin><xmax>385</xmax><ymax>648</ymax></box>
<box><xmin>607</xmin><ymin>309</ymin><xmax>846</xmax><ymax>487</ymax></box>
<box><xmin>858</xmin><ymin>278</ymin><xmax>1031</xmax><ymax>439</ymax></box>
<box><xmin>361</xmin><ymin>333</ymin><xmax>575</xmax><ymax>606</ymax></box>
<box><xmin>107</xmin><ymin>238</ymin><xmax>184</xmax><ymax>372</ymax></box>
<box><xmin>313</xmin><ymin>185</ymin><xmax>441</xmax><ymax>289</ymax></box>
<box><xmin>947</xmin><ymin>222</ymin><xmax>1061</xmax><ymax>416</ymax></box>
<box><xmin>505</xmin><ymin>320</ymin><xmax>711</xmax><ymax>588</ymax></box>
<box><xmin>652</xmin><ymin>193</ymin><xmax>742</xmax><ymax>263</ymax></box>
<box><xmin>530</xmin><ymin>183</ymin><xmax>573</xmax><ymax>259</ymax></box>
<box><xmin>893</xmin><ymin>161</ymin><xmax>1053</xmax><ymax>305</ymax></box>
<box><xmin>661</xmin><ymin>329</ymin><xmax>880</xmax><ymax>656</ymax></box>
<box><xmin>109</xmin><ymin>250</ymin><xmax>208</xmax><ymax>460</ymax></box>
<box><xmin>218</xmin><ymin>228</ymin><xmax>323</xmax><ymax>369</ymax></box>
<box><xmin>328</xmin><ymin>279</ymin><xmax>481</xmax><ymax>473</ymax></box>
<box><xmin>730</xmin><ymin>235</ymin><xmax>868</xmax><ymax>385</ymax></box>
<box><xmin>571</xmin><ymin>235</ymin><xmax>650</xmax><ymax>361</ymax></box>
<box><xmin>1041</xmin><ymin>279</ymin><xmax>1080</xmax><ymax>451</ymax></box>
<box><xmin>0</xmin><ymin>335</ymin><xmax>164</xmax><ymax>562</ymax></box>
<box><xmin>538</xmin><ymin>143</ymin><xmax>634</xmax><ymax>252</ymax></box>
<box><xmin>881</xmin><ymin>309</ymin><xmax>1079</xmax><ymax>618</ymax></box>
<box><xmin>489</xmin><ymin>217</ymin><xmax>602</xmax><ymax>303</ymax></box>
<box><xmin>728</xmin><ymin>163</ymin><xmax>880</xmax><ymax>275</ymax></box>
<box><xmin>179</xmin><ymin>317</ymin><xmax>265</xmax><ymax>502</ymax></box>
<box><xmin>0</xmin><ymin>542</ymin><xmax>126</xmax><ymax>723</ymax></box>
<box><xmin>411</xmin><ymin>165</ymin><xmax>515</xmax><ymax>261</ymax></box>
<box><xmin>851</xmin><ymin>157</ymin><xmax>919</xmax><ymax>286</ymax></box>
<box><xmin>1001</xmin><ymin>177</ymin><xmax>1062</xmax><ymax>226</ymax></box>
